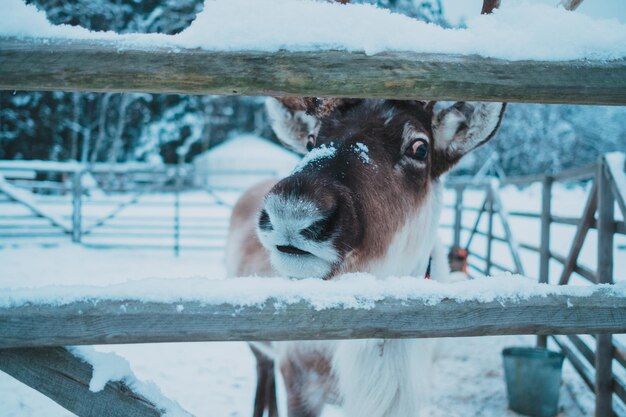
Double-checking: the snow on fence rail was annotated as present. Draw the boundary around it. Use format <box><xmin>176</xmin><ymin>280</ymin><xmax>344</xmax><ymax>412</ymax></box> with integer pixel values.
<box><xmin>0</xmin><ymin>347</ymin><xmax>194</xmax><ymax>417</ymax></box>
<box><xmin>1</xmin><ymin>277</ymin><xmax>626</xmax><ymax>349</ymax></box>
<box><xmin>1</xmin><ymin>37</ymin><xmax>626</xmax><ymax>105</ymax></box>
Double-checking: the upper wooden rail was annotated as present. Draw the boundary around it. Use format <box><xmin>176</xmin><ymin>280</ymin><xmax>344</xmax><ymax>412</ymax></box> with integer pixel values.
<box><xmin>1</xmin><ymin>37</ymin><xmax>626</xmax><ymax>105</ymax></box>
<box><xmin>1</xmin><ymin>287</ymin><xmax>625</xmax><ymax>348</ymax></box>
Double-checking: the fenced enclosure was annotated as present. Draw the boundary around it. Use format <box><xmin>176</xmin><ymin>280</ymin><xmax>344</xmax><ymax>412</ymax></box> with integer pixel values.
<box><xmin>2</xmin><ymin>2</ymin><xmax>626</xmax><ymax>415</ymax></box>
<box><xmin>440</xmin><ymin>153</ymin><xmax>626</xmax><ymax>416</ymax></box>
<box><xmin>0</xmin><ymin>160</ymin><xmax>246</xmax><ymax>253</ymax></box>
<box><xmin>1</xmin><ymin>153</ymin><xmax>624</xmax><ymax>416</ymax></box>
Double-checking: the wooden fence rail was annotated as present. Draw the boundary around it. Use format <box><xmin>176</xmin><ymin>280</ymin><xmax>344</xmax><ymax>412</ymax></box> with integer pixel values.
<box><xmin>1</xmin><ymin>288</ymin><xmax>626</xmax><ymax>349</ymax></box>
<box><xmin>2</xmin><ymin>37</ymin><xmax>626</xmax><ymax>105</ymax></box>
<box><xmin>0</xmin><ymin>347</ymin><xmax>176</xmax><ymax>417</ymax></box>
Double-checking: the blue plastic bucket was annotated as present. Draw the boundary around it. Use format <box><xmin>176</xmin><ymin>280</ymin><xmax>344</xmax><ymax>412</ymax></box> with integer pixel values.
<box><xmin>502</xmin><ymin>347</ymin><xmax>565</xmax><ymax>417</ymax></box>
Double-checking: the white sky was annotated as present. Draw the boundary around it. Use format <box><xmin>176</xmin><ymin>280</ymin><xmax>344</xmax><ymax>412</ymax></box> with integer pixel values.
<box><xmin>442</xmin><ymin>0</ymin><xmax>626</xmax><ymax>26</ymax></box>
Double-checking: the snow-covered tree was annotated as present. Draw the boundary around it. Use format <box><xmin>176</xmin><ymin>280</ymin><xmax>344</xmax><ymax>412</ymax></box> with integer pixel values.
<box><xmin>2</xmin><ymin>0</ymin><xmax>624</xmax><ymax>176</ymax></box>
<box><xmin>469</xmin><ymin>104</ymin><xmax>626</xmax><ymax>176</ymax></box>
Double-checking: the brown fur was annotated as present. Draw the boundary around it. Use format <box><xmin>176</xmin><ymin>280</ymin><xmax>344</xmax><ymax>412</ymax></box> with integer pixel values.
<box><xmin>226</xmin><ymin>180</ymin><xmax>280</xmax><ymax>417</ymax></box>
<box><xmin>281</xmin><ymin>347</ymin><xmax>339</xmax><ymax>417</ymax></box>
<box><xmin>225</xmin><ymin>179</ymin><xmax>276</xmax><ymax>277</ymax></box>
<box><xmin>229</xmin><ymin>98</ymin><xmax>505</xmax><ymax>417</ymax></box>
<box><xmin>266</xmin><ymin>100</ymin><xmax>436</xmax><ymax>278</ymax></box>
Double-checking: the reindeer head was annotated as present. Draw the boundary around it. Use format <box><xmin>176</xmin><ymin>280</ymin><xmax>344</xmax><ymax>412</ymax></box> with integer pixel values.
<box><xmin>258</xmin><ymin>98</ymin><xmax>505</xmax><ymax>279</ymax></box>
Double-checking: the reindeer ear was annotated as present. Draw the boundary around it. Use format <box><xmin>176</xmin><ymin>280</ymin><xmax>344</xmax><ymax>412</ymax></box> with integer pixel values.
<box><xmin>431</xmin><ymin>102</ymin><xmax>506</xmax><ymax>177</ymax></box>
<box><xmin>265</xmin><ymin>97</ymin><xmax>320</xmax><ymax>155</ymax></box>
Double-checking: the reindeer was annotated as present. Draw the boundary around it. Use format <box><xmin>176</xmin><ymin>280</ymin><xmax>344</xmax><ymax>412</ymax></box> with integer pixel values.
<box><xmin>225</xmin><ymin>97</ymin><xmax>506</xmax><ymax>417</ymax></box>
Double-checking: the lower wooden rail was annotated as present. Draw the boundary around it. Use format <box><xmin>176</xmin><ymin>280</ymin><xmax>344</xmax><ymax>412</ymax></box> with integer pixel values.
<box><xmin>0</xmin><ymin>347</ymin><xmax>190</xmax><ymax>417</ymax></box>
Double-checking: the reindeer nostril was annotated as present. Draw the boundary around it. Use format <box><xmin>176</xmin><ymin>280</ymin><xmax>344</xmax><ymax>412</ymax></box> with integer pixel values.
<box><xmin>300</xmin><ymin>206</ymin><xmax>340</xmax><ymax>241</ymax></box>
<box><xmin>258</xmin><ymin>209</ymin><xmax>272</xmax><ymax>231</ymax></box>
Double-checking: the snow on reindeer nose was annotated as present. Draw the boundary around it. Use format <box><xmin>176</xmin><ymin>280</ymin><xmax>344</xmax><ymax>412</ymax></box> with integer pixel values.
<box><xmin>292</xmin><ymin>144</ymin><xmax>336</xmax><ymax>174</ymax></box>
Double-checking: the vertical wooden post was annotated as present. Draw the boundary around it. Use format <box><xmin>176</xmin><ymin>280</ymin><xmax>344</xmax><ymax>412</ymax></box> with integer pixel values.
<box><xmin>453</xmin><ymin>187</ymin><xmax>463</xmax><ymax>249</ymax></box>
<box><xmin>596</xmin><ymin>156</ymin><xmax>615</xmax><ymax>417</ymax></box>
<box><xmin>71</xmin><ymin>170</ymin><xmax>83</xmax><ymax>243</ymax></box>
<box><xmin>537</xmin><ymin>175</ymin><xmax>554</xmax><ymax>348</ymax></box>
<box><xmin>539</xmin><ymin>175</ymin><xmax>553</xmax><ymax>284</ymax></box>
<box><xmin>537</xmin><ymin>176</ymin><xmax>553</xmax><ymax>348</ymax></box>
<box><xmin>486</xmin><ymin>188</ymin><xmax>494</xmax><ymax>276</ymax></box>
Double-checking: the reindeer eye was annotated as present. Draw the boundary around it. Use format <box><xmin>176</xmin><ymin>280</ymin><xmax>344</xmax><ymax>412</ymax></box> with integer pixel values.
<box><xmin>406</xmin><ymin>139</ymin><xmax>429</xmax><ymax>161</ymax></box>
<box><xmin>306</xmin><ymin>134</ymin><xmax>316</xmax><ymax>152</ymax></box>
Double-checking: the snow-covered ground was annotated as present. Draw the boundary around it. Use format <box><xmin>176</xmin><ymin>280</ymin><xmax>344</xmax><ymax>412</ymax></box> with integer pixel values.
<box><xmin>2</xmin><ymin>181</ymin><xmax>623</xmax><ymax>416</ymax></box>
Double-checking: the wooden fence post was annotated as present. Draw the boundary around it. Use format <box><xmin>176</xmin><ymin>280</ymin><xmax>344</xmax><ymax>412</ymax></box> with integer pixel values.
<box><xmin>453</xmin><ymin>187</ymin><xmax>463</xmax><ymax>249</ymax></box>
<box><xmin>596</xmin><ymin>156</ymin><xmax>615</xmax><ymax>417</ymax></box>
<box><xmin>71</xmin><ymin>170</ymin><xmax>83</xmax><ymax>243</ymax></box>
<box><xmin>538</xmin><ymin>175</ymin><xmax>553</xmax><ymax>348</ymax></box>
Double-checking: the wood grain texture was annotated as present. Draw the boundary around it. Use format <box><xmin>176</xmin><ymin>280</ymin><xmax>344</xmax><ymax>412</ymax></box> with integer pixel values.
<box><xmin>1</xmin><ymin>37</ymin><xmax>626</xmax><ymax>105</ymax></box>
<box><xmin>596</xmin><ymin>156</ymin><xmax>616</xmax><ymax>417</ymax></box>
<box><xmin>0</xmin><ymin>347</ymin><xmax>177</xmax><ymax>417</ymax></box>
<box><xmin>537</xmin><ymin>176</ymin><xmax>552</xmax><ymax>353</ymax></box>
<box><xmin>1</xmin><ymin>289</ymin><xmax>626</xmax><ymax>348</ymax></box>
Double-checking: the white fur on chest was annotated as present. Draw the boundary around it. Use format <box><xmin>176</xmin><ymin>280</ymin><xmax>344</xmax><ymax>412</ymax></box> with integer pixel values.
<box><xmin>367</xmin><ymin>182</ymin><xmax>443</xmax><ymax>279</ymax></box>
<box><xmin>275</xmin><ymin>184</ymin><xmax>447</xmax><ymax>417</ymax></box>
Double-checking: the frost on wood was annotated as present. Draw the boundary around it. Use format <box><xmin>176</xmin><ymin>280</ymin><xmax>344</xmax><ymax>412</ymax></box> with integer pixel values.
<box><xmin>0</xmin><ymin>347</ymin><xmax>194</xmax><ymax>417</ymax></box>
<box><xmin>69</xmin><ymin>347</ymin><xmax>133</xmax><ymax>392</ymax></box>
<box><xmin>68</xmin><ymin>347</ymin><xmax>192</xmax><ymax>417</ymax></box>
<box><xmin>1</xmin><ymin>274</ymin><xmax>625</xmax><ymax>310</ymax></box>
<box><xmin>1</xmin><ymin>0</ymin><xmax>625</xmax><ymax>61</ymax></box>
<box><xmin>1</xmin><ymin>259</ymin><xmax>626</xmax><ymax>348</ymax></box>
<box><xmin>1</xmin><ymin>276</ymin><xmax>625</xmax><ymax>347</ymax></box>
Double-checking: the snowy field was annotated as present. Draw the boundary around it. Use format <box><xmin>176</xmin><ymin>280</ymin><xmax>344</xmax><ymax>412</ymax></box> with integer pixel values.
<box><xmin>2</xmin><ymin>182</ymin><xmax>624</xmax><ymax>416</ymax></box>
